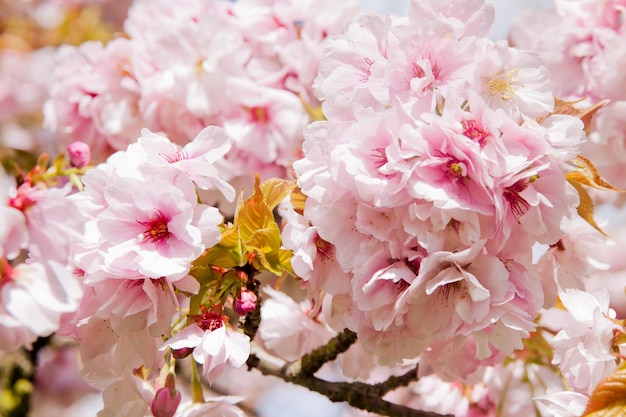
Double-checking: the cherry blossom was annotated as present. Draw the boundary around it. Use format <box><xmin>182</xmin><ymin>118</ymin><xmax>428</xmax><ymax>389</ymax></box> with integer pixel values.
<box><xmin>551</xmin><ymin>289</ymin><xmax>621</xmax><ymax>395</ymax></box>
<box><xmin>162</xmin><ymin>321</ymin><xmax>250</xmax><ymax>385</ymax></box>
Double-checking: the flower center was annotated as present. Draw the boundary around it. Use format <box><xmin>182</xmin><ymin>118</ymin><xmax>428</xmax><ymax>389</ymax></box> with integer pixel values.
<box><xmin>462</xmin><ymin>119</ymin><xmax>489</xmax><ymax>146</ymax></box>
<box><xmin>249</xmin><ymin>106</ymin><xmax>269</xmax><ymax>123</ymax></box>
<box><xmin>438</xmin><ymin>281</ymin><xmax>461</xmax><ymax>307</ymax></box>
<box><xmin>192</xmin><ymin>309</ymin><xmax>224</xmax><ymax>332</ymax></box>
<box><xmin>138</xmin><ymin>210</ymin><xmax>171</xmax><ymax>243</ymax></box>
<box><xmin>162</xmin><ymin>148</ymin><xmax>188</xmax><ymax>164</ymax></box>
<box><xmin>487</xmin><ymin>68</ymin><xmax>518</xmax><ymax>100</ymax></box>
<box><xmin>504</xmin><ymin>179</ymin><xmax>530</xmax><ymax>218</ymax></box>
<box><xmin>315</xmin><ymin>235</ymin><xmax>336</xmax><ymax>260</ymax></box>
<box><xmin>370</xmin><ymin>147</ymin><xmax>388</xmax><ymax>169</ymax></box>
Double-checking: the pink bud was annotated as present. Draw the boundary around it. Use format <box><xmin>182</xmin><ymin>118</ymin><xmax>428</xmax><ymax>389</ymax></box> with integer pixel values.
<box><xmin>67</xmin><ymin>141</ymin><xmax>91</xmax><ymax>168</ymax></box>
<box><xmin>234</xmin><ymin>289</ymin><xmax>257</xmax><ymax>316</ymax></box>
<box><xmin>171</xmin><ymin>347</ymin><xmax>193</xmax><ymax>360</ymax></box>
<box><xmin>150</xmin><ymin>374</ymin><xmax>181</xmax><ymax>417</ymax></box>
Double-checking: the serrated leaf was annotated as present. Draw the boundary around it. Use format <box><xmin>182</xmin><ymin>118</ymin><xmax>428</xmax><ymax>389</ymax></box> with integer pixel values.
<box><xmin>247</xmin><ymin>226</ymin><xmax>283</xmax><ymax>275</ymax></box>
<box><xmin>583</xmin><ymin>364</ymin><xmax>626</xmax><ymax>416</ymax></box>
<box><xmin>550</xmin><ymin>98</ymin><xmax>609</xmax><ymax>134</ymax></box>
<box><xmin>261</xmin><ymin>178</ymin><xmax>296</xmax><ymax>211</ymax></box>
<box><xmin>568</xmin><ymin>155</ymin><xmax>623</xmax><ymax>192</ymax></box>
<box><xmin>567</xmin><ymin>178</ymin><xmax>609</xmax><ymax>237</ymax></box>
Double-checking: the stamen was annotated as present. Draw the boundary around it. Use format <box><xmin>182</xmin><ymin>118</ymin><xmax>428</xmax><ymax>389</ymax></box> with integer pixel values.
<box><xmin>315</xmin><ymin>235</ymin><xmax>336</xmax><ymax>260</ymax></box>
<box><xmin>437</xmin><ymin>281</ymin><xmax>460</xmax><ymax>307</ymax></box>
<box><xmin>487</xmin><ymin>69</ymin><xmax>519</xmax><ymax>100</ymax></box>
<box><xmin>504</xmin><ymin>179</ymin><xmax>530</xmax><ymax>218</ymax></box>
<box><xmin>190</xmin><ymin>306</ymin><xmax>224</xmax><ymax>332</ymax></box>
<box><xmin>462</xmin><ymin>119</ymin><xmax>489</xmax><ymax>146</ymax></box>
<box><xmin>370</xmin><ymin>147</ymin><xmax>388</xmax><ymax>169</ymax></box>
<box><xmin>137</xmin><ymin>210</ymin><xmax>171</xmax><ymax>243</ymax></box>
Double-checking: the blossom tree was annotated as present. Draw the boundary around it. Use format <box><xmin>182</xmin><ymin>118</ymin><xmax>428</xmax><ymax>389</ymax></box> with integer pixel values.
<box><xmin>2</xmin><ymin>1</ymin><xmax>626</xmax><ymax>417</ymax></box>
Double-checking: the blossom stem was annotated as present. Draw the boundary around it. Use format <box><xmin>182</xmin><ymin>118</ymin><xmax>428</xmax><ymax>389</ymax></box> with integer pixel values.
<box><xmin>190</xmin><ymin>358</ymin><xmax>205</xmax><ymax>403</ymax></box>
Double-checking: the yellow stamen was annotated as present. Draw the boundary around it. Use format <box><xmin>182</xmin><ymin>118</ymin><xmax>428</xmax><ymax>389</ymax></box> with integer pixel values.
<box><xmin>487</xmin><ymin>69</ymin><xmax>519</xmax><ymax>100</ymax></box>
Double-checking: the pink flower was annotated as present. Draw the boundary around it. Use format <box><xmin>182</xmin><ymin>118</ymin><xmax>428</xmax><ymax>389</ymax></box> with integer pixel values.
<box><xmin>314</xmin><ymin>13</ymin><xmax>396</xmax><ymax>120</ymax></box>
<box><xmin>0</xmin><ymin>260</ymin><xmax>82</xmax><ymax>352</ymax></box>
<box><xmin>58</xmin><ymin>275</ymin><xmax>190</xmax><ymax>378</ymax></box>
<box><xmin>258</xmin><ymin>287</ymin><xmax>335</xmax><ymax>362</ymax></box>
<box><xmin>162</xmin><ymin>320</ymin><xmax>250</xmax><ymax>384</ymax></box>
<box><xmin>44</xmin><ymin>38</ymin><xmax>143</xmax><ymax>162</ymax></box>
<box><xmin>220</xmin><ymin>78</ymin><xmax>309</xmax><ymax>172</ymax></box>
<box><xmin>233</xmin><ymin>289</ymin><xmax>257</xmax><ymax>316</ymax></box>
<box><xmin>409</xmin><ymin>0</ymin><xmax>495</xmax><ymax>38</ymax></box>
<box><xmin>538</xmin><ymin>217</ymin><xmax>610</xmax><ymax>305</ymax></box>
<box><xmin>129</xmin><ymin>127</ymin><xmax>235</xmax><ymax>201</ymax></box>
<box><xmin>535</xmin><ymin>388</ymin><xmax>588</xmax><ymax>417</ymax></box>
<box><xmin>67</xmin><ymin>141</ymin><xmax>91</xmax><ymax>168</ymax></box>
<box><xmin>89</xmin><ymin>174</ymin><xmax>221</xmax><ymax>280</ymax></box>
<box><xmin>476</xmin><ymin>42</ymin><xmax>554</xmax><ymax>121</ymax></box>
<box><xmin>0</xmin><ymin>206</ymin><xmax>26</xmax><ymax>260</ymax></box>
<box><xmin>551</xmin><ymin>289</ymin><xmax>621</xmax><ymax>395</ymax></box>
<box><xmin>14</xmin><ymin>183</ymin><xmax>85</xmax><ymax>264</ymax></box>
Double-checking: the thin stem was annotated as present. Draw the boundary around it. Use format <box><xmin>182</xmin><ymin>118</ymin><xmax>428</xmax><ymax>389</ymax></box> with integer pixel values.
<box><xmin>190</xmin><ymin>358</ymin><xmax>205</xmax><ymax>403</ymax></box>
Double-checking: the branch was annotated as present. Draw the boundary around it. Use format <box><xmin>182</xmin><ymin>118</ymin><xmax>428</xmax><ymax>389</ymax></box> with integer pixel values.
<box><xmin>298</xmin><ymin>328</ymin><xmax>357</xmax><ymax>376</ymax></box>
<box><xmin>246</xmin><ymin>339</ymin><xmax>451</xmax><ymax>417</ymax></box>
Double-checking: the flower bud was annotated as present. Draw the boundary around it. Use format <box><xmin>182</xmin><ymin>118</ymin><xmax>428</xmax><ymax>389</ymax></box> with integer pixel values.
<box><xmin>233</xmin><ymin>289</ymin><xmax>257</xmax><ymax>316</ymax></box>
<box><xmin>67</xmin><ymin>141</ymin><xmax>91</xmax><ymax>168</ymax></box>
<box><xmin>150</xmin><ymin>374</ymin><xmax>181</xmax><ymax>417</ymax></box>
<box><xmin>171</xmin><ymin>347</ymin><xmax>193</xmax><ymax>359</ymax></box>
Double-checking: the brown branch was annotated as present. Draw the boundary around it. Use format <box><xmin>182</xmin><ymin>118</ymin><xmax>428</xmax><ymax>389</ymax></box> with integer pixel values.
<box><xmin>298</xmin><ymin>328</ymin><xmax>357</xmax><ymax>376</ymax></box>
<box><xmin>246</xmin><ymin>341</ymin><xmax>451</xmax><ymax>417</ymax></box>
<box><xmin>369</xmin><ymin>368</ymin><xmax>419</xmax><ymax>397</ymax></box>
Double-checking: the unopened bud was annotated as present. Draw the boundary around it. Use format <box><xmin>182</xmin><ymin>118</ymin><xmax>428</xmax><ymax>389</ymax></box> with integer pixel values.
<box><xmin>234</xmin><ymin>289</ymin><xmax>257</xmax><ymax>316</ymax></box>
<box><xmin>67</xmin><ymin>141</ymin><xmax>91</xmax><ymax>168</ymax></box>
<box><xmin>150</xmin><ymin>374</ymin><xmax>181</xmax><ymax>417</ymax></box>
<box><xmin>171</xmin><ymin>347</ymin><xmax>193</xmax><ymax>360</ymax></box>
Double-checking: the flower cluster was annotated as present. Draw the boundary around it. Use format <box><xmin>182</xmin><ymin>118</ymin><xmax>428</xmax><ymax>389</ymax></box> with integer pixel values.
<box><xmin>287</xmin><ymin>0</ymin><xmax>587</xmax><ymax>372</ymax></box>
<box><xmin>56</xmin><ymin>127</ymin><xmax>241</xmax><ymax>413</ymax></box>
<box><xmin>3</xmin><ymin>1</ymin><xmax>626</xmax><ymax>417</ymax></box>
<box><xmin>510</xmin><ymin>0</ymin><xmax>626</xmax><ymax>195</ymax></box>
<box><xmin>44</xmin><ymin>0</ymin><xmax>358</xmax><ymax>191</ymax></box>
<box><xmin>0</xmin><ymin>164</ymin><xmax>83</xmax><ymax>352</ymax></box>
